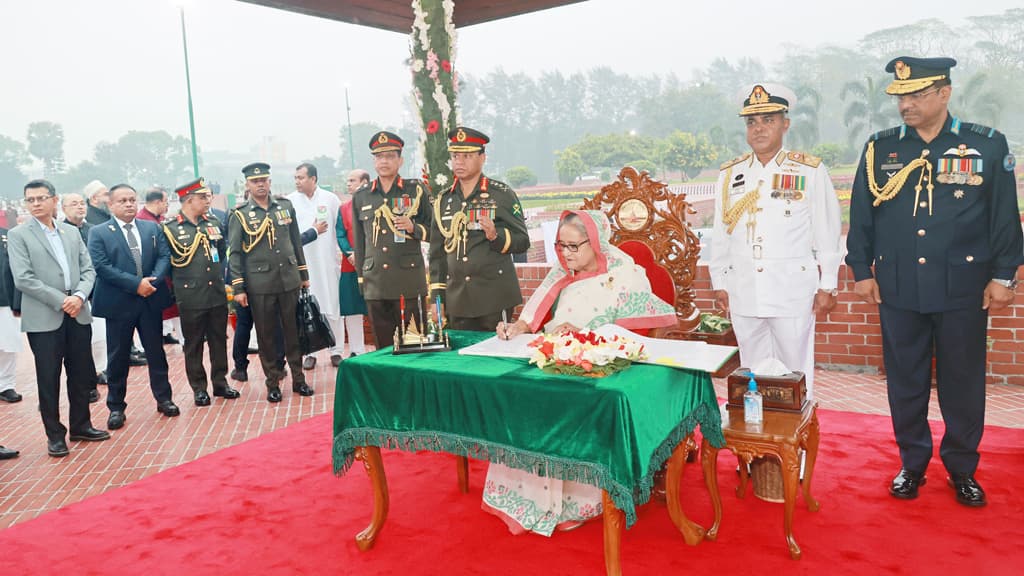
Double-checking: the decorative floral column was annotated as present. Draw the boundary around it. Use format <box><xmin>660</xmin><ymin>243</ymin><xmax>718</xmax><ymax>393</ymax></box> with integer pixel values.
<box><xmin>410</xmin><ymin>0</ymin><xmax>459</xmax><ymax>197</ymax></box>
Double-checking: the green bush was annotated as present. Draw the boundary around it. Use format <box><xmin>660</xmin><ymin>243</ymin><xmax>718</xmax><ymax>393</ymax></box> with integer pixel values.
<box><xmin>505</xmin><ymin>166</ymin><xmax>537</xmax><ymax>188</ymax></box>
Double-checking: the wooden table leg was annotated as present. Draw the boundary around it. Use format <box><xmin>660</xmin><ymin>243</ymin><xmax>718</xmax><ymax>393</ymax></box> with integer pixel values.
<box><xmin>736</xmin><ymin>454</ymin><xmax>750</xmax><ymax>499</ymax></box>
<box><xmin>701</xmin><ymin>437</ymin><xmax>722</xmax><ymax>541</ymax></box>
<box><xmin>665</xmin><ymin>434</ymin><xmax>707</xmax><ymax>546</ymax></box>
<box><xmin>802</xmin><ymin>409</ymin><xmax>821</xmax><ymax>512</ymax></box>
<box><xmin>780</xmin><ymin>445</ymin><xmax>802</xmax><ymax>560</ymax></box>
<box><xmin>456</xmin><ymin>455</ymin><xmax>470</xmax><ymax>493</ymax></box>
<box><xmin>602</xmin><ymin>491</ymin><xmax>624</xmax><ymax>576</ymax></box>
<box><xmin>354</xmin><ymin>446</ymin><xmax>389</xmax><ymax>551</ymax></box>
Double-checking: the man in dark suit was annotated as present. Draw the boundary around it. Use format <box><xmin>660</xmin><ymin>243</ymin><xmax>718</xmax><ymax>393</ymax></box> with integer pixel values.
<box><xmin>89</xmin><ymin>184</ymin><xmax>179</xmax><ymax>430</ymax></box>
<box><xmin>847</xmin><ymin>56</ymin><xmax>1024</xmax><ymax>507</ymax></box>
<box><xmin>8</xmin><ymin>179</ymin><xmax>110</xmax><ymax>457</ymax></box>
<box><xmin>61</xmin><ymin>192</ymin><xmax>103</xmax><ymax>403</ymax></box>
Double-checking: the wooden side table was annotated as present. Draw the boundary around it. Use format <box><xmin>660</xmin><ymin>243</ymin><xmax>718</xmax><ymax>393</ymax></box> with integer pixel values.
<box><xmin>701</xmin><ymin>402</ymin><xmax>820</xmax><ymax>560</ymax></box>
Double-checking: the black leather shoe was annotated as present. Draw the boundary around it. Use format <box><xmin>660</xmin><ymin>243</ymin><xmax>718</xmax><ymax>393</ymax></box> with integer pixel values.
<box><xmin>96</xmin><ymin>371</ymin><xmax>108</xmax><ymax>385</ymax></box>
<box><xmin>162</xmin><ymin>334</ymin><xmax>181</xmax><ymax>345</ymax></box>
<box><xmin>156</xmin><ymin>400</ymin><xmax>181</xmax><ymax>417</ymax></box>
<box><xmin>292</xmin><ymin>383</ymin><xmax>314</xmax><ymax>397</ymax></box>
<box><xmin>0</xmin><ymin>389</ymin><xmax>22</xmax><ymax>403</ymax></box>
<box><xmin>194</xmin><ymin>390</ymin><xmax>211</xmax><ymax>406</ymax></box>
<box><xmin>213</xmin><ymin>385</ymin><xmax>241</xmax><ymax>399</ymax></box>
<box><xmin>69</xmin><ymin>427</ymin><xmax>111</xmax><ymax>442</ymax></box>
<box><xmin>47</xmin><ymin>438</ymin><xmax>69</xmax><ymax>457</ymax></box>
<box><xmin>247</xmin><ymin>347</ymin><xmax>259</xmax><ymax>355</ymax></box>
<box><xmin>267</xmin><ymin>387</ymin><xmax>282</xmax><ymax>403</ymax></box>
<box><xmin>948</xmin><ymin>475</ymin><xmax>987</xmax><ymax>507</ymax></box>
<box><xmin>0</xmin><ymin>446</ymin><xmax>18</xmax><ymax>460</ymax></box>
<box><xmin>230</xmin><ymin>368</ymin><xmax>248</xmax><ymax>382</ymax></box>
<box><xmin>302</xmin><ymin>356</ymin><xmax>316</xmax><ymax>370</ymax></box>
<box><xmin>331</xmin><ymin>354</ymin><xmax>342</xmax><ymax>367</ymax></box>
<box><xmin>890</xmin><ymin>468</ymin><xmax>926</xmax><ymax>499</ymax></box>
<box><xmin>89</xmin><ymin>389</ymin><xmax>100</xmax><ymax>403</ymax></box>
<box><xmin>107</xmin><ymin>411</ymin><xmax>126</xmax><ymax>430</ymax></box>
<box><xmin>128</xmin><ymin>352</ymin><xmax>147</xmax><ymax>367</ymax></box>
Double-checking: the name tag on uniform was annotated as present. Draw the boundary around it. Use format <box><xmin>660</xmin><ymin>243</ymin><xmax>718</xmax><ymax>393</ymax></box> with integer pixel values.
<box><xmin>361</xmin><ymin>205</ymin><xmax>372</xmax><ymax>211</ymax></box>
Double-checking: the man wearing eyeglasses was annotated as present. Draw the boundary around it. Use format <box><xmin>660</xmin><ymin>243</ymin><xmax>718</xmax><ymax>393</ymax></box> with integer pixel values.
<box><xmin>8</xmin><ymin>179</ymin><xmax>110</xmax><ymax>457</ymax></box>
<box><xmin>709</xmin><ymin>84</ymin><xmax>843</xmax><ymax>403</ymax></box>
<box><xmin>846</xmin><ymin>56</ymin><xmax>1023</xmax><ymax>507</ymax></box>
<box><xmin>429</xmin><ymin>127</ymin><xmax>530</xmax><ymax>331</ymax></box>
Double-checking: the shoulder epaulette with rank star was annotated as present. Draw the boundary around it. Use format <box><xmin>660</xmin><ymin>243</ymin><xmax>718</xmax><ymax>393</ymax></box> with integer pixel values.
<box><xmin>962</xmin><ymin>122</ymin><xmax>999</xmax><ymax>139</ymax></box>
<box><xmin>489</xmin><ymin>178</ymin><xmax>510</xmax><ymax>192</ymax></box>
<box><xmin>720</xmin><ymin>153</ymin><xmax>751</xmax><ymax>170</ymax></box>
<box><xmin>870</xmin><ymin>126</ymin><xmax>901</xmax><ymax>142</ymax></box>
<box><xmin>786</xmin><ymin>151</ymin><xmax>822</xmax><ymax>168</ymax></box>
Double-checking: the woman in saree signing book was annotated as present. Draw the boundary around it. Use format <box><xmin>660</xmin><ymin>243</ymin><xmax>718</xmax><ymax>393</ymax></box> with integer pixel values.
<box><xmin>488</xmin><ymin>209</ymin><xmax>676</xmax><ymax>535</ymax></box>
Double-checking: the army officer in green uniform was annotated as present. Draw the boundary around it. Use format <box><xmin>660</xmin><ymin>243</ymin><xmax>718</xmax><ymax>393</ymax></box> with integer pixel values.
<box><xmin>429</xmin><ymin>127</ymin><xmax>530</xmax><ymax>331</ymax></box>
<box><xmin>352</xmin><ymin>131</ymin><xmax>431</xmax><ymax>349</ymax></box>
<box><xmin>228</xmin><ymin>163</ymin><xmax>314</xmax><ymax>403</ymax></box>
<box><xmin>164</xmin><ymin>178</ymin><xmax>240</xmax><ymax>406</ymax></box>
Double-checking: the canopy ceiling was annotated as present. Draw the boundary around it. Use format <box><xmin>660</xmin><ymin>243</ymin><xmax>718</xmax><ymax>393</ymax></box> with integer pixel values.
<box><xmin>240</xmin><ymin>1</ymin><xmax>587</xmax><ymax>33</ymax></box>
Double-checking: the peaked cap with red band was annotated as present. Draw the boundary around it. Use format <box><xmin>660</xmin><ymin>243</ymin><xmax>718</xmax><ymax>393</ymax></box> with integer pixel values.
<box><xmin>447</xmin><ymin>126</ymin><xmax>489</xmax><ymax>153</ymax></box>
<box><xmin>175</xmin><ymin>177</ymin><xmax>210</xmax><ymax>199</ymax></box>
<box><xmin>369</xmin><ymin>131</ymin><xmax>404</xmax><ymax>154</ymax></box>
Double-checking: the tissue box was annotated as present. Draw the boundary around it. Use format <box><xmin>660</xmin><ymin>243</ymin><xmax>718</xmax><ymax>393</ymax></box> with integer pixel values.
<box><xmin>727</xmin><ymin>368</ymin><xmax>807</xmax><ymax>413</ymax></box>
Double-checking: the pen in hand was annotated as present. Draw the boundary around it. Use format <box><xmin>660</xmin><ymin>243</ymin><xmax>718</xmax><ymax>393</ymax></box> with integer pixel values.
<box><xmin>501</xmin><ymin>310</ymin><xmax>509</xmax><ymax>340</ymax></box>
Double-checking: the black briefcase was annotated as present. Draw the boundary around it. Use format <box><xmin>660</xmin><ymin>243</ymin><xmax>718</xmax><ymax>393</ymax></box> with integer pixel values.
<box><xmin>296</xmin><ymin>288</ymin><xmax>336</xmax><ymax>355</ymax></box>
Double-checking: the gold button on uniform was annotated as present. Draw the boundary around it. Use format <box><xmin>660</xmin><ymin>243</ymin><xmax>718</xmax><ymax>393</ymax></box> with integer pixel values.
<box><xmin>965</xmin><ymin>255</ymin><xmax>974</xmax><ymax>262</ymax></box>
<box><xmin>919</xmin><ymin>201</ymin><xmax>928</xmax><ymax>208</ymax></box>
<box><xmin>465</xmin><ymin>276</ymin><xmax>471</xmax><ymax>282</ymax></box>
<box><xmin>917</xmin><ymin>229</ymin><xmax>926</xmax><ymax>237</ymax></box>
<box><xmin>382</xmin><ymin>246</ymin><xmax>389</xmax><ymax>253</ymax></box>
<box><xmin>382</xmin><ymin>263</ymin><xmax>389</xmax><ymax>270</ymax></box>
<box><xmin>918</xmin><ymin>257</ymin><xmax>926</xmax><ymax>264</ymax></box>
<box><xmin>757</xmin><ymin>267</ymin><xmax>764</xmax><ymax>272</ymax></box>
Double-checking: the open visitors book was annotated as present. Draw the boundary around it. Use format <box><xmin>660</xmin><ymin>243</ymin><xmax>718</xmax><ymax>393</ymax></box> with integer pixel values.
<box><xmin>458</xmin><ymin>324</ymin><xmax>737</xmax><ymax>374</ymax></box>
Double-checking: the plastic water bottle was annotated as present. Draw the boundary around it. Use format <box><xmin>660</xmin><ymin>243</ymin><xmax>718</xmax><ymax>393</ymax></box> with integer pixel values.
<box><xmin>744</xmin><ymin>376</ymin><xmax>763</xmax><ymax>425</ymax></box>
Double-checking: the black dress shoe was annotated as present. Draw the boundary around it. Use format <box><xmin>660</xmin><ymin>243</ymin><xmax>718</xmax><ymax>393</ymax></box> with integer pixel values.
<box><xmin>890</xmin><ymin>468</ymin><xmax>926</xmax><ymax>499</ymax></box>
<box><xmin>128</xmin><ymin>352</ymin><xmax>148</xmax><ymax>366</ymax></box>
<box><xmin>89</xmin><ymin>389</ymin><xmax>100</xmax><ymax>403</ymax></box>
<box><xmin>246</xmin><ymin>347</ymin><xmax>259</xmax><ymax>355</ymax></box>
<box><xmin>47</xmin><ymin>438</ymin><xmax>69</xmax><ymax>457</ymax></box>
<box><xmin>230</xmin><ymin>368</ymin><xmax>248</xmax><ymax>382</ymax></box>
<box><xmin>302</xmin><ymin>356</ymin><xmax>317</xmax><ymax>370</ymax></box>
<box><xmin>96</xmin><ymin>371</ymin><xmax>108</xmax><ymax>385</ymax></box>
<box><xmin>292</xmin><ymin>383</ymin><xmax>314</xmax><ymax>397</ymax></box>
<box><xmin>267</xmin><ymin>387</ymin><xmax>282</xmax><ymax>403</ymax></box>
<box><xmin>213</xmin><ymin>385</ymin><xmax>241</xmax><ymax>399</ymax></box>
<box><xmin>69</xmin><ymin>427</ymin><xmax>111</xmax><ymax>442</ymax></box>
<box><xmin>331</xmin><ymin>354</ymin><xmax>342</xmax><ymax>367</ymax></box>
<box><xmin>948</xmin><ymin>475</ymin><xmax>987</xmax><ymax>507</ymax></box>
<box><xmin>108</xmin><ymin>411</ymin><xmax>126</xmax><ymax>430</ymax></box>
<box><xmin>156</xmin><ymin>400</ymin><xmax>181</xmax><ymax>417</ymax></box>
<box><xmin>194</xmin><ymin>390</ymin><xmax>211</xmax><ymax>406</ymax></box>
<box><xmin>0</xmin><ymin>446</ymin><xmax>18</xmax><ymax>460</ymax></box>
<box><xmin>0</xmin><ymin>389</ymin><xmax>22</xmax><ymax>403</ymax></box>
<box><xmin>162</xmin><ymin>334</ymin><xmax>181</xmax><ymax>345</ymax></box>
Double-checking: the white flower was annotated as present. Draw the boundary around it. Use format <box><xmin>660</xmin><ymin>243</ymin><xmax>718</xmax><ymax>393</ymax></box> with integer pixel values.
<box><xmin>411</xmin><ymin>59</ymin><xmax>424</xmax><ymax>73</ymax></box>
<box><xmin>434</xmin><ymin>173</ymin><xmax>449</xmax><ymax>186</ymax></box>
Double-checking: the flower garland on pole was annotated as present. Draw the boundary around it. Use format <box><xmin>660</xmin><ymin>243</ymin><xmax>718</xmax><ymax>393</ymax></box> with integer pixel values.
<box><xmin>410</xmin><ymin>0</ymin><xmax>459</xmax><ymax>198</ymax></box>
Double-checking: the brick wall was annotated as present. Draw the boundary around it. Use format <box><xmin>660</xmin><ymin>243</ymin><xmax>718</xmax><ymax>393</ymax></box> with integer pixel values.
<box><xmin>515</xmin><ymin>263</ymin><xmax>1024</xmax><ymax>385</ymax></box>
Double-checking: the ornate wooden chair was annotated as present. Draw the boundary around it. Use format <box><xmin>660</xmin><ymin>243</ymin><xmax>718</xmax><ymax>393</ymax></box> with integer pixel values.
<box><xmin>581</xmin><ymin>166</ymin><xmax>703</xmax><ymax>334</ymax></box>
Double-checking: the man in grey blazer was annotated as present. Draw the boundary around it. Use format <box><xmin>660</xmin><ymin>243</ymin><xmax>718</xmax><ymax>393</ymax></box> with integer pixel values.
<box><xmin>8</xmin><ymin>179</ymin><xmax>110</xmax><ymax>457</ymax></box>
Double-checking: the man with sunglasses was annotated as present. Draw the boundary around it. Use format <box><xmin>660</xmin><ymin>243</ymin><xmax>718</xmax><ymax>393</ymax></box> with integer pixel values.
<box><xmin>429</xmin><ymin>127</ymin><xmax>530</xmax><ymax>331</ymax></box>
<box><xmin>847</xmin><ymin>57</ymin><xmax>1022</xmax><ymax>507</ymax></box>
<box><xmin>709</xmin><ymin>84</ymin><xmax>843</xmax><ymax>403</ymax></box>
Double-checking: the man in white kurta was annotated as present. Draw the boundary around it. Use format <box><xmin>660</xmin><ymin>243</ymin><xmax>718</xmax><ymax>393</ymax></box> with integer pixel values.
<box><xmin>288</xmin><ymin>163</ymin><xmax>343</xmax><ymax>367</ymax></box>
<box><xmin>709</xmin><ymin>84</ymin><xmax>843</xmax><ymax>400</ymax></box>
<box><xmin>0</xmin><ymin>226</ymin><xmax>23</xmax><ymax>403</ymax></box>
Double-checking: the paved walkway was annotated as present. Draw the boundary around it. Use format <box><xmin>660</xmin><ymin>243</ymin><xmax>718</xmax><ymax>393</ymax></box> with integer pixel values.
<box><xmin>1</xmin><ymin>336</ymin><xmax>1021</xmax><ymax>529</ymax></box>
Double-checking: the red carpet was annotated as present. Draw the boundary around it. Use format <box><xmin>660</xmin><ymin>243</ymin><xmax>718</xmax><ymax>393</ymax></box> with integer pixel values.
<box><xmin>1</xmin><ymin>409</ymin><xmax>1021</xmax><ymax>575</ymax></box>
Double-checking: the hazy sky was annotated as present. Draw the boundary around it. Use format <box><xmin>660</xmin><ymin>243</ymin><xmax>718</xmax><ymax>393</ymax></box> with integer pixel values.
<box><xmin>2</xmin><ymin>0</ymin><xmax>1017</xmax><ymax>167</ymax></box>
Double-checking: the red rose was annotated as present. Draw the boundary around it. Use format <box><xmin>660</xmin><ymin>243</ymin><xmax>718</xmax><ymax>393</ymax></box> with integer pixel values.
<box><xmin>441</xmin><ymin>60</ymin><xmax>452</xmax><ymax>73</ymax></box>
<box><xmin>426</xmin><ymin>120</ymin><xmax>440</xmax><ymax>134</ymax></box>
<box><xmin>540</xmin><ymin>341</ymin><xmax>555</xmax><ymax>357</ymax></box>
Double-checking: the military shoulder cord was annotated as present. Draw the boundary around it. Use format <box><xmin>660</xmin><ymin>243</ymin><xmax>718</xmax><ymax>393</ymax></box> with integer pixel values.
<box><xmin>865</xmin><ymin>142</ymin><xmax>934</xmax><ymax>216</ymax></box>
<box><xmin>372</xmin><ymin>188</ymin><xmax>422</xmax><ymax>246</ymax></box>
<box><xmin>432</xmin><ymin>194</ymin><xmax>469</xmax><ymax>257</ymax></box>
<box><xmin>233</xmin><ymin>210</ymin><xmax>275</xmax><ymax>253</ymax></box>
<box><xmin>163</xmin><ymin>225</ymin><xmax>211</xmax><ymax>268</ymax></box>
<box><xmin>720</xmin><ymin>166</ymin><xmax>763</xmax><ymax>240</ymax></box>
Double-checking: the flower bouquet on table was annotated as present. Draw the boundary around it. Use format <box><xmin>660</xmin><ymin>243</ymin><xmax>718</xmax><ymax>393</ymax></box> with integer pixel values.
<box><xmin>528</xmin><ymin>329</ymin><xmax>647</xmax><ymax>378</ymax></box>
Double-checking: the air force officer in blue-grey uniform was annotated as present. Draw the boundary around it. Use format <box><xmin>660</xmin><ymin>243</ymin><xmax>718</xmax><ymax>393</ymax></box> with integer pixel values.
<box><xmin>846</xmin><ymin>56</ymin><xmax>1023</xmax><ymax>507</ymax></box>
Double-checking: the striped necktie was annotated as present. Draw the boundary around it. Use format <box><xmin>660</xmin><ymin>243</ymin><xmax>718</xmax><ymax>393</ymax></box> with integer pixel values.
<box><xmin>124</xmin><ymin>222</ymin><xmax>143</xmax><ymax>276</ymax></box>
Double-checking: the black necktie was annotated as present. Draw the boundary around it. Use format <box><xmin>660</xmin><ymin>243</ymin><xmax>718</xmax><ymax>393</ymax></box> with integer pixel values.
<box><xmin>124</xmin><ymin>222</ymin><xmax>143</xmax><ymax>276</ymax></box>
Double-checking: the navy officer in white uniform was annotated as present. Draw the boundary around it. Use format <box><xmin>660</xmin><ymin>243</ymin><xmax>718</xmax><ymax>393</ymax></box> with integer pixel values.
<box><xmin>709</xmin><ymin>83</ymin><xmax>843</xmax><ymax>400</ymax></box>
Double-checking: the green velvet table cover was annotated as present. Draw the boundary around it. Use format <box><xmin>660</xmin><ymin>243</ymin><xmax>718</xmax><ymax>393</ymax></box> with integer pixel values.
<box><xmin>332</xmin><ymin>331</ymin><xmax>724</xmax><ymax>528</ymax></box>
